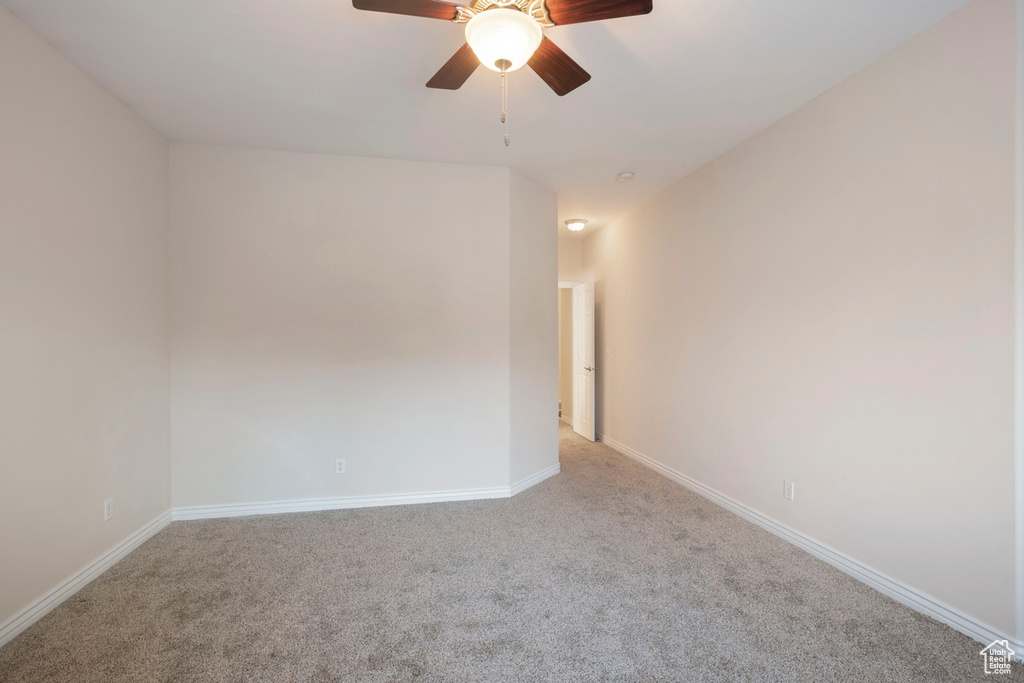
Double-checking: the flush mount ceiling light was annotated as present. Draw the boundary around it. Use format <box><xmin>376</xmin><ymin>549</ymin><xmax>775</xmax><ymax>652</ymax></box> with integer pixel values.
<box><xmin>352</xmin><ymin>0</ymin><xmax>653</xmax><ymax>145</ymax></box>
<box><xmin>565</xmin><ymin>219</ymin><xmax>588</xmax><ymax>232</ymax></box>
<box><xmin>617</xmin><ymin>171</ymin><xmax>635</xmax><ymax>182</ymax></box>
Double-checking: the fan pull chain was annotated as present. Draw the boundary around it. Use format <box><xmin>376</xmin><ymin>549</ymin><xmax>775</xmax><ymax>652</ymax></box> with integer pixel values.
<box><xmin>498</xmin><ymin>60</ymin><xmax>510</xmax><ymax>147</ymax></box>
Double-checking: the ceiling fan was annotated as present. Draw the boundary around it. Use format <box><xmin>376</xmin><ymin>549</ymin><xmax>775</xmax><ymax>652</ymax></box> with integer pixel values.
<box><xmin>352</xmin><ymin>0</ymin><xmax>653</xmax><ymax>97</ymax></box>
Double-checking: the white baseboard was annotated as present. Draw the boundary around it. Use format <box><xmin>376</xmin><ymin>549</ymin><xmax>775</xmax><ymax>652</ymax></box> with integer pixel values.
<box><xmin>596</xmin><ymin>432</ymin><xmax>1024</xmax><ymax>660</ymax></box>
<box><xmin>511</xmin><ymin>464</ymin><xmax>561</xmax><ymax>497</ymax></box>
<box><xmin>0</xmin><ymin>511</ymin><xmax>172</xmax><ymax>648</ymax></box>
<box><xmin>560</xmin><ymin>416</ymin><xmax>574</xmax><ymax>427</ymax></box>
<box><xmin>173</xmin><ymin>486</ymin><xmax>512</xmax><ymax>521</ymax></box>
<box><xmin>174</xmin><ymin>470</ymin><xmax>561</xmax><ymax>521</ymax></box>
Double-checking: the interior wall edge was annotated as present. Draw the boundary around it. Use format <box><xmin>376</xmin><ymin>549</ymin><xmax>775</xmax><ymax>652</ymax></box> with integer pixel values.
<box><xmin>507</xmin><ymin>169</ymin><xmax>559</xmax><ymax>486</ymax></box>
<box><xmin>1014</xmin><ymin>0</ymin><xmax>1024</xmax><ymax>644</ymax></box>
<box><xmin>0</xmin><ymin>511</ymin><xmax>172</xmax><ymax>650</ymax></box>
<box><xmin>510</xmin><ymin>464</ymin><xmax>561</xmax><ymax>497</ymax></box>
<box><xmin>597</xmin><ymin>432</ymin><xmax>1024</xmax><ymax>662</ymax></box>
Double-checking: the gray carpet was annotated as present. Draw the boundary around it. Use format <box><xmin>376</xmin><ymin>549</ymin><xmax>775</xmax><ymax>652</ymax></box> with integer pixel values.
<box><xmin>1</xmin><ymin>422</ymin><xmax>1020</xmax><ymax>682</ymax></box>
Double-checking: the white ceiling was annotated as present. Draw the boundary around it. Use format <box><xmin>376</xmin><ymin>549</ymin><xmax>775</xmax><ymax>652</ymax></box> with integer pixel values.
<box><xmin>2</xmin><ymin>0</ymin><xmax>969</xmax><ymax>238</ymax></box>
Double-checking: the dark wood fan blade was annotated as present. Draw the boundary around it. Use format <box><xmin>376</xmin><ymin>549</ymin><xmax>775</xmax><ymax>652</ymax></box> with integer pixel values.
<box><xmin>426</xmin><ymin>43</ymin><xmax>480</xmax><ymax>90</ymax></box>
<box><xmin>352</xmin><ymin>0</ymin><xmax>460</xmax><ymax>21</ymax></box>
<box><xmin>546</xmin><ymin>0</ymin><xmax>652</xmax><ymax>26</ymax></box>
<box><xmin>528</xmin><ymin>37</ymin><xmax>591</xmax><ymax>96</ymax></box>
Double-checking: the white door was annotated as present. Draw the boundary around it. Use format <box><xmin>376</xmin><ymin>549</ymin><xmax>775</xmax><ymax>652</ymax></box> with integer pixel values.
<box><xmin>572</xmin><ymin>282</ymin><xmax>596</xmax><ymax>441</ymax></box>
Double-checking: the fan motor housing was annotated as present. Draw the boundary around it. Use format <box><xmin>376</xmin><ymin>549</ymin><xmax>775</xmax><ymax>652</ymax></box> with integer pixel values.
<box><xmin>455</xmin><ymin>0</ymin><xmax>554</xmax><ymax>28</ymax></box>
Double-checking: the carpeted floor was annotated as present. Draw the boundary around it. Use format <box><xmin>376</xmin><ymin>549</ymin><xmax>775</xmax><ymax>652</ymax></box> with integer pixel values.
<box><xmin>1</xmin><ymin>422</ymin><xmax>1020</xmax><ymax>682</ymax></box>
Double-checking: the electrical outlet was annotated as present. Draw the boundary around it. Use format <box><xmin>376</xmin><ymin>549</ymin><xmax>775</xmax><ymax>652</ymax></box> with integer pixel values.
<box><xmin>104</xmin><ymin>498</ymin><xmax>114</xmax><ymax>521</ymax></box>
<box><xmin>784</xmin><ymin>481</ymin><xmax>795</xmax><ymax>502</ymax></box>
<box><xmin>335</xmin><ymin>458</ymin><xmax>346</xmax><ymax>474</ymax></box>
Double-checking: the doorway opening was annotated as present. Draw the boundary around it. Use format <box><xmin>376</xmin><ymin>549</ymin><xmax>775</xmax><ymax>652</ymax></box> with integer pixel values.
<box><xmin>557</xmin><ymin>281</ymin><xmax>595</xmax><ymax>441</ymax></box>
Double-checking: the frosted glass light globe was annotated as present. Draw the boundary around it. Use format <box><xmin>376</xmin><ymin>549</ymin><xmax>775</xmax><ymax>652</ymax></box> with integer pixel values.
<box><xmin>465</xmin><ymin>8</ymin><xmax>543</xmax><ymax>72</ymax></box>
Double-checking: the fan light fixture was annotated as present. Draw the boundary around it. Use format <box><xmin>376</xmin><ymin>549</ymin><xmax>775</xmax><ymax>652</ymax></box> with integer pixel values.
<box><xmin>465</xmin><ymin>8</ymin><xmax>543</xmax><ymax>72</ymax></box>
<box><xmin>565</xmin><ymin>219</ymin><xmax>587</xmax><ymax>232</ymax></box>
<box><xmin>463</xmin><ymin>6</ymin><xmax>543</xmax><ymax>146</ymax></box>
<box><xmin>351</xmin><ymin>0</ymin><xmax>654</xmax><ymax>146</ymax></box>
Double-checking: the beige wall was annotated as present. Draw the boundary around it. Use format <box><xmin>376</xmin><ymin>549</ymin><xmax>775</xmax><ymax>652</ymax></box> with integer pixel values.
<box><xmin>170</xmin><ymin>147</ymin><xmax>558</xmax><ymax>506</ymax></box>
<box><xmin>558</xmin><ymin>238</ymin><xmax>583</xmax><ymax>282</ymax></box>
<box><xmin>170</xmin><ymin>145</ymin><xmax>521</xmax><ymax>505</ymax></box>
<box><xmin>558</xmin><ymin>289</ymin><xmax>574</xmax><ymax>421</ymax></box>
<box><xmin>584</xmin><ymin>0</ymin><xmax>1018</xmax><ymax>637</ymax></box>
<box><xmin>0</xmin><ymin>6</ymin><xmax>170</xmax><ymax>633</ymax></box>
<box><xmin>509</xmin><ymin>172</ymin><xmax>559</xmax><ymax>485</ymax></box>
